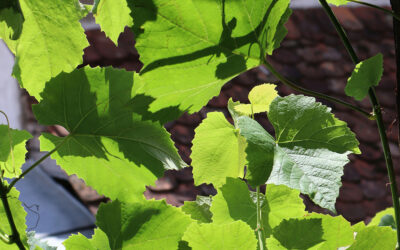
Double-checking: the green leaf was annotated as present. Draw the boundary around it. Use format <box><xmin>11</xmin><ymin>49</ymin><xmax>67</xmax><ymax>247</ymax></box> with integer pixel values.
<box><xmin>369</xmin><ymin>208</ymin><xmax>395</xmax><ymax>227</ymax></box>
<box><xmin>0</xmin><ymin>125</ymin><xmax>32</xmax><ymax>178</ymax></box>
<box><xmin>266</xmin><ymin>218</ymin><xmax>325</xmax><ymax>249</ymax></box>
<box><xmin>94</xmin><ymin>0</ymin><xmax>133</xmax><ymax>44</ymax></box>
<box><xmin>237</xmin><ymin>116</ymin><xmax>275</xmax><ymax>186</ymax></box>
<box><xmin>326</xmin><ymin>0</ymin><xmax>349</xmax><ymax>6</ymax></box>
<box><xmin>211</xmin><ymin>178</ymin><xmax>305</xmax><ymax>238</ymax></box>
<box><xmin>345</xmin><ymin>53</ymin><xmax>384</xmax><ymax>101</ymax></box>
<box><xmin>131</xmin><ymin>0</ymin><xmax>291</xmax><ymax>113</ymax></box>
<box><xmin>182</xmin><ymin>221</ymin><xmax>257</xmax><ymax>250</ymax></box>
<box><xmin>191</xmin><ymin>112</ymin><xmax>246</xmax><ymax>188</ymax></box>
<box><xmin>378</xmin><ymin>214</ymin><xmax>396</xmax><ymax>229</ymax></box>
<box><xmin>267</xmin><ymin>95</ymin><xmax>360</xmax><ymax>211</ymax></box>
<box><xmin>348</xmin><ymin>226</ymin><xmax>397</xmax><ymax>250</ymax></box>
<box><xmin>229</xmin><ymin>84</ymin><xmax>278</xmax><ymax>117</ymax></box>
<box><xmin>63</xmin><ymin>229</ymin><xmax>109</xmax><ymax>250</ymax></box>
<box><xmin>0</xmin><ymin>8</ymin><xmax>23</xmax><ymax>53</ymax></box>
<box><xmin>0</xmin><ymin>186</ymin><xmax>28</xmax><ymax>249</ymax></box>
<box><xmin>98</xmin><ymin>200</ymin><xmax>192</xmax><ymax>249</ymax></box>
<box><xmin>33</xmin><ymin>67</ymin><xmax>186</xmax><ymax>203</ymax></box>
<box><xmin>12</xmin><ymin>0</ymin><xmax>89</xmax><ymax>99</ymax></box>
<box><xmin>181</xmin><ymin>196</ymin><xmax>213</xmax><ymax>223</ymax></box>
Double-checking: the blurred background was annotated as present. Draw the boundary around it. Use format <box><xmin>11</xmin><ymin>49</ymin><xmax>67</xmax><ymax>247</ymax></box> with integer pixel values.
<box><xmin>0</xmin><ymin>0</ymin><xmax>396</xmax><ymax>248</ymax></box>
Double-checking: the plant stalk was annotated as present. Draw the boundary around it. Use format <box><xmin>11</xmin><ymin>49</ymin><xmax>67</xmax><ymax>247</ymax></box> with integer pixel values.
<box><xmin>320</xmin><ymin>0</ymin><xmax>400</xmax><ymax>244</ymax></box>
<box><xmin>261</xmin><ymin>63</ymin><xmax>373</xmax><ymax>119</ymax></box>
<box><xmin>256</xmin><ymin>186</ymin><xmax>265</xmax><ymax>250</ymax></box>
<box><xmin>0</xmin><ymin>178</ymin><xmax>25</xmax><ymax>249</ymax></box>
<box><xmin>347</xmin><ymin>0</ymin><xmax>400</xmax><ymax>21</ymax></box>
<box><xmin>7</xmin><ymin>136</ymin><xmax>69</xmax><ymax>192</ymax></box>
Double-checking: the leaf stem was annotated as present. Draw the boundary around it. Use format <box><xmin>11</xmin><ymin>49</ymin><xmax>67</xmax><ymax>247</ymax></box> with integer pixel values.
<box><xmin>256</xmin><ymin>186</ymin><xmax>265</xmax><ymax>250</ymax></box>
<box><xmin>0</xmin><ymin>178</ymin><xmax>25</xmax><ymax>249</ymax></box>
<box><xmin>7</xmin><ymin>136</ymin><xmax>69</xmax><ymax>193</ymax></box>
<box><xmin>261</xmin><ymin>63</ymin><xmax>373</xmax><ymax>119</ymax></box>
<box><xmin>346</xmin><ymin>0</ymin><xmax>400</xmax><ymax>21</ymax></box>
<box><xmin>320</xmin><ymin>0</ymin><xmax>400</xmax><ymax>245</ymax></box>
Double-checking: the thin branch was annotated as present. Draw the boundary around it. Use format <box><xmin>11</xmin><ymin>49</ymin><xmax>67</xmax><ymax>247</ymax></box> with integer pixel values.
<box><xmin>347</xmin><ymin>0</ymin><xmax>400</xmax><ymax>21</ymax></box>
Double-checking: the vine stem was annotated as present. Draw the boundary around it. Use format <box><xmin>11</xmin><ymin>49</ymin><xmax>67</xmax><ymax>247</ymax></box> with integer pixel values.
<box><xmin>7</xmin><ymin>136</ymin><xmax>69</xmax><ymax>193</ymax></box>
<box><xmin>260</xmin><ymin>63</ymin><xmax>373</xmax><ymax>119</ymax></box>
<box><xmin>347</xmin><ymin>0</ymin><xmax>400</xmax><ymax>21</ymax></box>
<box><xmin>319</xmin><ymin>0</ymin><xmax>400</xmax><ymax>244</ymax></box>
<box><xmin>256</xmin><ymin>186</ymin><xmax>265</xmax><ymax>250</ymax></box>
<box><xmin>0</xmin><ymin>178</ymin><xmax>25</xmax><ymax>249</ymax></box>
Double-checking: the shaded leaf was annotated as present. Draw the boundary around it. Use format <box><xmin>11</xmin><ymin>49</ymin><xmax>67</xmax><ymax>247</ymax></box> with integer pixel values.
<box><xmin>0</xmin><ymin>8</ymin><xmax>23</xmax><ymax>53</ymax></box>
<box><xmin>130</xmin><ymin>0</ymin><xmax>291</xmax><ymax>113</ymax></box>
<box><xmin>345</xmin><ymin>53</ymin><xmax>383</xmax><ymax>101</ymax></box>
<box><xmin>181</xmin><ymin>196</ymin><xmax>213</xmax><ymax>223</ymax></box>
<box><xmin>33</xmin><ymin>67</ymin><xmax>185</xmax><ymax>203</ymax></box>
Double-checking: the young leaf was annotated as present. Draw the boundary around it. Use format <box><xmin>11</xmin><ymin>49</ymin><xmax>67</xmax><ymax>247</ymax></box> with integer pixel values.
<box><xmin>348</xmin><ymin>226</ymin><xmax>397</xmax><ymax>250</ymax></box>
<box><xmin>131</xmin><ymin>0</ymin><xmax>291</xmax><ymax>113</ymax></box>
<box><xmin>63</xmin><ymin>229</ymin><xmax>110</xmax><ymax>250</ymax></box>
<box><xmin>181</xmin><ymin>196</ymin><xmax>213</xmax><ymax>223</ymax></box>
<box><xmin>182</xmin><ymin>221</ymin><xmax>257</xmax><ymax>250</ymax></box>
<box><xmin>0</xmin><ymin>186</ymin><xmax>28</xmax><ymax>249</ymax></box>
<box><xmin>267</xmin><ymin>95</ymin><xmax>360</xmax><ymax>211</ymax></box>
<box><xmin>191</xmin><ymin>112</ymin><xmax>246</xmax><ymax>188</ymax></box>
<box><xmin>97</xmin><ymin>200</ymin><xmax>191</xmax><ymax>249</ymax></box>
<box><xmin>0</xmin><ymin>125</ymin><xmax>32</xmax><ymax>178</ymax></box>
<box><xmin>13</xmin><ymin>0</ymin><xmax>89</xmax><ymax>99</ymax></box>
<box><xmin>0</xmin><ymin>8</ymin><xmax>23</xmax><ymax>54</ymax></box>
<box><xmin>211</xmin><ymin>178</ymin><xmax>305</xmax><ymax>238</ymax></box>
<box><xmin>345</xmin><ymin>53</ymin><xmax>384</xmax><ymax>101</ymax></box>
<box><xmin>236</xmin><ymin>116</ymin><xmax>275</xmax><ymax>186</ymax></box>
<box><xmin>229</xmin><ymin>84</ymin><xmax>278</xmax><ymax>117</ymax></box>
<box><xmin>33</xmin><ymin>67</ymin><xmax>186</xmax><ymax>203</ymax></box>
<box><xmin>93</xmin><ymin>0</ymin><xmax>133</xmax><ymax>44</ymax></box>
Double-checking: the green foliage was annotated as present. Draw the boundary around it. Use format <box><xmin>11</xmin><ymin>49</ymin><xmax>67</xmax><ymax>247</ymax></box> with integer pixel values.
<box><xmin>65</xmin><ymin>200</ymin><xmax>192</xmax><ymax>249</ymax></box>
<box><xmin>191</xmin><ymin>112</ymin><xmax>246</xmax><ymax>187</ymax></box>
<box><xmin>93</xmin><ymin>0</ymin><xmax>133</xmax><ymax>44</ymax></box>
<box><xmin>326</xmin><ymin>0</ymin><xmax>349</xmax><ymax>6</ymax></box>
<box><xmin>33</xmin><ymin>67</ymin><xmax>185</xmax><ymax>203</ymax></box>
<box><xmin>229</xmin><ymin>84</ymin><xmax>278</xmax><ymax>116</ymax></box>
<box><xmin>345</xmin><ymin>53</ymin><xmax>384</xmax><ymax>100</ymax></box>
<box><xmin>0</xmin><ymin>186</ymin><xmax>28</xmax><ymax>249</ymax></box>
<box><xmin>181</xmin><ymin>196</ymin><xmax>213</xmax><ymax>223</ymax></box>
<box><xmin>0</xmin><ymin>125</ymin><xmax>31</xmax><ymax>178</ymax></box>
<box><xmin>130</xmin><ymin>0</ymin><xmax>291</xmax><ymax>113</ymax></box>
<box><xmin>348</xmin><ymin>226</ymin><xmax>397</xmax><ymax>250</ymax></box>
<box><xmin>13</xmin><ymin>0</ymin><xmax>88</xmax><ymax>100</ymax></box>
<box><xmin>369</xmin><ymin>207</ymin><xmax>395</xmax><ymax>227</ymax></box>
<box><xmin>182</xmin><ymin>221</ymin><xmax>257</xmax><ymax>250</ymax></box>
<box><xmin>268</xmin><ymin>95</ymin><xmax>360</xmax><ymax>211</ymax></box>
<box><xmin>210</xmin><ymin>178</ymin><xmax>305</xmax><ymax>238</ymax></box>
<box><xmin>0</xmin><ymin>8</ymin><xmax>23</xmax><ymax>53</ymax></box>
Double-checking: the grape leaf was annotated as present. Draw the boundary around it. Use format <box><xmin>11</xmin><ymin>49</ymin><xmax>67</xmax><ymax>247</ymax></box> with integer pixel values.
<box><xmin>191</xmin><ymin>112</ymin><xmax>246</xmax><ymax>187</ymax></box>
<box><xmin>0</xmin><ymin>125</ymin><xmax>32</xmax><ymax>178</ymax></box>
<box><xmin>0</xmin><ymin>8</ymin><xmax>23</xmax><ymax>54</ymax></box>
<box><xmin>93</xmin><ymin>0</ymin><xmax>133</xmax><ymax>44</ymax></box>
<box><xmin>181</xmin><ymin>196</ymin><xmax>213</xmax><ymax>223</ymax></box>
<box><xmin>12</xmin><ymin>0</ymin><xmax>89</xmax><ymax>99</ymax></box>
<box><xmin>345</xmin><ymin>53</ymin><xmax>383</xmax><ymax>101</ymax></box>
<box><xmin>267</xmin><ymin>95</ymin><xmax>360</xmax><ymax>211</ymax></box>
<box><xmin>368</xmin><ymin>208</ymin><xmax>395</xmax><ymax>227</ymax></box>
<box><xmin>211</xmin><ymin>178</ymin><xmax>305</xmax><ymax>238</ymax></box>
<box><xmin>326</xmin><ymin>0</ymin><xmax>348</xmax><ymax>6</ymax></box>
<box><xmin>63</xmin><ymin>229</ymin><xmax>109</xmax><ymax>250</ymax></box>
<box><xmin>0</xmin><ymin>186</ymin><xmax>28</xmax><ymax>249</ymax></box>
<box><xmin>97</xmin><ymin>200</ymin><xmax>191</xmax><ymax>249</ymax></box>
<box><xmin>33</xmin><ymin>67</ymin><xmax>186</xmax><ymax>203</ymax></box>
<box><xmin>130</xmin><ymin>0</ymin><xmax>291</xmax><ymax>113</ymax></box>
<box><xmin>231</xmin><ymin>84</ymin><xmax>278</xmax><ymax>116</ymax></box>
<box><xmin>182</xmin><ymin>221</ymin><xmax>257</xmax><ymax>250</ymax></box>
<box><xmin>236</xmin><ymin>116</ymin><xmax>275</xmax><ymax>186</ymax></box>
<box><xmin>348</xmin><ymin>226</ymin><xmax>397</xmax><ymax>250</ymax></box>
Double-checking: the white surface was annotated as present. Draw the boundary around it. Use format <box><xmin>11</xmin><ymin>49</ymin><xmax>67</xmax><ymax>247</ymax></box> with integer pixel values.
<box><xmin>0</xmin><ymin>42</ymin><xmax>22</xmax><ymax>129</ymax></box>
<box><xmin>291</xmin><ymin>0</ymin><xmax>390</xmax><ymax>8</ymax></box>
<box><xmin>15</xmin><ymin>161</ymin><xmax>95</xmax><ymax>249</ymax></box>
